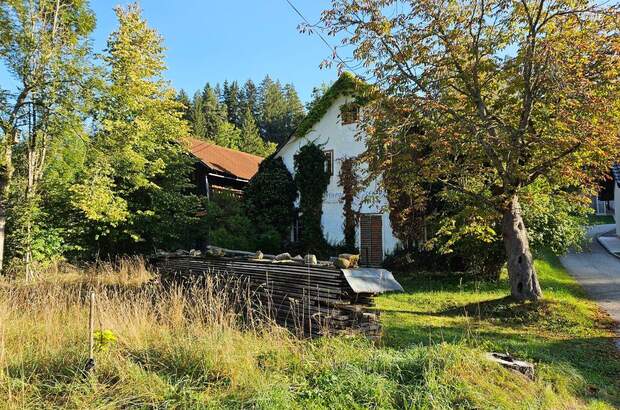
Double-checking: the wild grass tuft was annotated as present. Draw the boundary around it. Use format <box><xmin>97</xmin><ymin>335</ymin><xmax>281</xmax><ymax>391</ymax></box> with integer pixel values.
<box><xmin>0</xmin><ymin>255</ymin><xmax>617</xmax><ymax>409</ymax></box>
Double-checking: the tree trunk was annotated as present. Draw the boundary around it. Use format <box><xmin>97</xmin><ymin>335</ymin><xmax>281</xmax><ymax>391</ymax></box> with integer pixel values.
<box><xmin>0</xmin><ymin>204</ymin><xmax>5</xmax><ymax>274</ymax></box>
<box><xmin>0</xmin><ymin>140</ymin><xmax>14</xmax><ymax>275</ymax></box>
<box><xmin>502</xmin><ymin>195</ymin><xmax>542</xmax><ymax>301</ymax></box>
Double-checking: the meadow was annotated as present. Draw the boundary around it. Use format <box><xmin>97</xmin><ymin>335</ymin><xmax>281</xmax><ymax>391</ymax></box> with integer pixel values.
<box><xmin>0</xmin><ymin>254</ymin><xmax>618</xmax><ymax>409</ymax></box>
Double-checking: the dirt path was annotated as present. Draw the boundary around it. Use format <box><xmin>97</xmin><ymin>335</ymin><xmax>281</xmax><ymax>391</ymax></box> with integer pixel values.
<box><xmin>560</xmin><ymin>224</ymin><xmax>620</xmax><ymax>347</ymax></box>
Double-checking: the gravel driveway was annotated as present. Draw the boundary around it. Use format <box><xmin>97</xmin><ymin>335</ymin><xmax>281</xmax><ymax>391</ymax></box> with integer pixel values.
<box><xmin>560</xmin><ymin>224</ymin><xmax>620</xmax><ymax>345</ymax></box>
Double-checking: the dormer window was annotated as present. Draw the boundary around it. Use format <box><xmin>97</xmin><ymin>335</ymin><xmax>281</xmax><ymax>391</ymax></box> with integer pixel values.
<box><xmin>340</xmin><ymin>102</ymin><xmax>359</xmax><ymax>125</ymax></box>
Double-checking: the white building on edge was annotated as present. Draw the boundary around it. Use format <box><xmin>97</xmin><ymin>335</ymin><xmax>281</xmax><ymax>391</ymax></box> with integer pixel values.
<box><xmin>275</xmin><ymin>73</ymin><xmax>399</xmax><ymax>266</ymax></box>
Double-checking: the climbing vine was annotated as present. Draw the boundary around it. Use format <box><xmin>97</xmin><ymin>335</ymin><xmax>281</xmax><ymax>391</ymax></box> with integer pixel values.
<box><xmin>338</xmin><ymin>157</ymin><xmax>361</xmax><ymax>251</ymax></box>
<box><xmin>294</xmin><ymin>143</ymin><xmax>330</xmax><ymax>252</ymax></box>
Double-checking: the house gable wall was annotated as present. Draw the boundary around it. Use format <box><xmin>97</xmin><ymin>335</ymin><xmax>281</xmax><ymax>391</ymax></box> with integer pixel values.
<box><xmin>276</xmin><ymin>95</ymin><xmax>399</xmax><ymax>257</ymax></box>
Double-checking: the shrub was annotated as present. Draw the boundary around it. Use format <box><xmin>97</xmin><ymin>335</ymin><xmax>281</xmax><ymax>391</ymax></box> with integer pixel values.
<box><xmin>244</xmin><ymin>156</ymin><xmax>297</xmax><ymax>246</ymax></box>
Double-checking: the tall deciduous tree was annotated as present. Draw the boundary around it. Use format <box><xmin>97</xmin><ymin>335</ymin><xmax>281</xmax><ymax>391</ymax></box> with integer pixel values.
<box><xmin>320</xmin><ymin>0</ymin><xmax>620</xmax><ymax>301</ymax></box>
<box><xmin>0</xmin><ymin>0</ymin><xmax>95</xmax><ymax>274</ymax></box>
<box><xmin>71</xmin><ymin>3</ymin><xmax>196</xmax><ymax>254</ymax></box>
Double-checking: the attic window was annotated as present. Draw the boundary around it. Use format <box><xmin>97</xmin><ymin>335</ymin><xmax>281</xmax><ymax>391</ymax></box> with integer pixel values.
<box><xmin>340</xmin><ymin>102</ymin><xmax>359</xmax><ymax>125</ymax></box>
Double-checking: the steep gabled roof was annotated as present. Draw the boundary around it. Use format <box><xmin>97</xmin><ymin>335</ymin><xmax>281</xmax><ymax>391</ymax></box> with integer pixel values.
<box><xmin>187</xmin><ymin>137</ymin><xmax>263</xmax><ymax>181</ymax></box>
<box><xmin>277</xmin><ymin>72</ymin><xmax>371</xmax><ymax>153</ymax></box>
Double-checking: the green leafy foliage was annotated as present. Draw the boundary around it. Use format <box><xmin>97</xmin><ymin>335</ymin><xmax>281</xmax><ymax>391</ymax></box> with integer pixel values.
<box><xmin>244</xmin><ymin>156</ymin><xmax>297</xmax><ymax>249</ymax></box>
<box><xmin>294</xmin><ymin>143</ymin><xmax>330</xmax><ymax>252</ymax></box>
<box><xmin>70</xmin><ymin>4</ymin><xmax>198</xmax><ymax>256</ymax></box>
<box><xmin>199</xmin><ymin>192</ymin><xmax>280</xmax><ymax>252</ymax></box>
<box><xmin>94</xmin><ymin>329</ymin><xmax>117</xmax><ymax>353</ymax></box>
<box><xmin>521</xmin><ymin>182</ymin><xmax>589</xmax><ymax>257</ymax></box>
<box><xmin>338</xmin><ymin>157</ymin><xmax>361</xmax><ymax>252</ymax></box>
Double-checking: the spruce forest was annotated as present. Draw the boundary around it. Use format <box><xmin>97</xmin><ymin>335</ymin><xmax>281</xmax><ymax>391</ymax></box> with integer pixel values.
<box><xmin>176</xmin><ymin>77</ymin><xmax>309</xmax><ymax>157</ymax></box>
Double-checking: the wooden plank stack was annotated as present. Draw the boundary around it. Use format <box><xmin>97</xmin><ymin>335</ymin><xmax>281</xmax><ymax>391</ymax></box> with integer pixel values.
<box><xmin>151</xmin><ymin>254</ymin><xmax>383</xmax><ymax>339</ymax></box>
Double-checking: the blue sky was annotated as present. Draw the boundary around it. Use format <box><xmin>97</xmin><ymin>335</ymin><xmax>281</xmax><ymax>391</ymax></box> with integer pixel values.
<box><xmin>1</xmin><ymin>1</ymin><xmax>345</xmax><ymax>103</ymax></box>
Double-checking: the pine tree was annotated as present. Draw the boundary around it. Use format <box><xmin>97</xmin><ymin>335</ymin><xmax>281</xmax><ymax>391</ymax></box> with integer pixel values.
<box><xmin>191</xmin><ymin>91</ymin><xmax>207</xmax><ymax>138</ymax></box>
<box><xmin>225</xmin><ymin>81</ymin><xmax>243</xmax><ymax>128</ymax></box>
<box><xmin>283</xmin><ymin>83</ymin><xmax>305</xmax><ymax>137</ymax></box>
<box><xmin>221</xmin><ymin>80</ymin><xmax>230</xmax><ymax>109</ymax></box>
<box><xmin>258</xmin><ymin>76</ymin><xmax>288</xmax><ymax>144</ymax></box>
<box><xmin>239</xmin><ymin>107</ymin><xmax>276</xmax><ymax>157</ymax></box>
<box><xmin>176</xmin><ymin>89</ymin><xmax>192</xmax><ymax>122</ymax></box>
<box><xmin>306</xmin><ymin>82</ymin><xmax>331</xmax><ymax>111</ymax></box>
<box><xmin>242</xmin><ymin>79</ymin><xmax>259</xmax><ymax>119</ymax></box>
<box><xmin>202</xmin><ymin>83</ymin><xmax>227</xmax><ymax>138</ymax></box>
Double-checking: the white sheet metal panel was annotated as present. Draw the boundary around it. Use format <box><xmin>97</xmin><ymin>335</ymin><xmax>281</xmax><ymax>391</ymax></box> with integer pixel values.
<box><xmin>341</xmin><ymin>268</ymin><xmax>404</xmax><ymax>294</ymax></box>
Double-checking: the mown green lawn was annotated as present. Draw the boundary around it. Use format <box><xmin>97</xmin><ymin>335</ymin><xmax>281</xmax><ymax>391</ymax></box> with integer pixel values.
<box><xmin>587</xmin><ymin>214</ymin><xmax>615</xmax><ymax>225</ymax></box>
<box><xmin>377</xmin><ymin>252</ymin><xmax>620</xmax><ymax>407</ymax></box>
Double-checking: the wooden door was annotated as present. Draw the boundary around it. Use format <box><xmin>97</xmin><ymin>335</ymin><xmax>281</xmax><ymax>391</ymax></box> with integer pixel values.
<box><xmin>359</xmin><ymin>214</ymin><xmax>383</xmax><ymax>267</ymax></box>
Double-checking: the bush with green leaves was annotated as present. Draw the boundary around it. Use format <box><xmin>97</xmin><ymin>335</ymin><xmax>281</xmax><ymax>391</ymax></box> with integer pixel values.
<box><xmin>244</xmin><ymin>156</ymin><xmax>297</xmax><ymax>246</ymax></box>
<box><xmin>521</xmin><ymin>182</ymin><xmax>589</xmax><ymax>257</ymax></box>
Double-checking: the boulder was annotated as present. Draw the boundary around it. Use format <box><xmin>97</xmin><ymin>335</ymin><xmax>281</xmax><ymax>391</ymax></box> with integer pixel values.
<box><xmin>207</xmin><ymin>247</ymin><xmax>225</xmax><ymax>257</ymax></box>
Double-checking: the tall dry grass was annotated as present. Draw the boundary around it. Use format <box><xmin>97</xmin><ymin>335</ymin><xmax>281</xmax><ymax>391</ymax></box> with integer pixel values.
<box><xmin>0</xmin><ymin>258</ymin><xmax>603</xmax><ymax>409</ymax></box>
<box><xmin>0</xmin><ymin>259</ymin><xmax>297</xmax><ymax>408</ymax></box>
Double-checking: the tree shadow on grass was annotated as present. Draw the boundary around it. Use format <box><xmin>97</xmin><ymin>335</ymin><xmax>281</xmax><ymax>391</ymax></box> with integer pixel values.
<box><xmin>381</xmin><ymin>318</ymin><xmax>620</xmax><ymax>407</ymax></box>
<box><xmin>439</xmin><ymin>296</ymin><xmax>557</xmax><ymax>324</ymax></box>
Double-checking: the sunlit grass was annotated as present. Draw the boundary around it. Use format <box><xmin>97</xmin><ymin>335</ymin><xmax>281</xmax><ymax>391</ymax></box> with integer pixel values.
<box><xmin>377</xmin><ymin>251</ymin><xmax>620</xmax><ymax>406</ymax></box>
<box><xmin>0</xmin><ymin>254</ymin><xmax>617</xmax><ymax>408</ymax></box>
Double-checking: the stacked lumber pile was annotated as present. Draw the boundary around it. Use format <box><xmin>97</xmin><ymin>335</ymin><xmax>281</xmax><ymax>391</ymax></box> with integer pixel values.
<box><xmin>151</xmin><ymin>253</ymin><xmax>384</xmax><ymax>339</ymax></box>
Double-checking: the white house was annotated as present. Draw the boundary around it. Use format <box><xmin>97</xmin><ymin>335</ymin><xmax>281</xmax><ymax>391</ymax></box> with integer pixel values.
<box><xmin>612</xmin><ymin>165</ymin><xmax>620</xmax><ymax>235</ymax></box>
<box><xmin>275</xmin><ymin>74</ymin><xmax>399</xmax><ymax>266</ymax></box>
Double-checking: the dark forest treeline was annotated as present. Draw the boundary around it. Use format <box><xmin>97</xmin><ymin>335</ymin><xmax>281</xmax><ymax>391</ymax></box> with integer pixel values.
<box><xmin>177</xmin><ymin>77</ymin><xmax>306</xmax><ymax>156</ymax></box>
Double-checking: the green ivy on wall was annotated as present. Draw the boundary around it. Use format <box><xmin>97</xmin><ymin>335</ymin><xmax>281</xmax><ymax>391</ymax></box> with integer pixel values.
<box><xmin>338</xmin><ymin>157</ymin><xmax>361</xmax><ymax>252</ymax></box>
<box><xmin>292</xmin><ymin>72</ymin><xmax>371</xmax><ymax>140</ymax></box>
<box><xmin>294</xmin><ymin>143</ymin><xmax>330</xmax><ymax>252</ymax></box>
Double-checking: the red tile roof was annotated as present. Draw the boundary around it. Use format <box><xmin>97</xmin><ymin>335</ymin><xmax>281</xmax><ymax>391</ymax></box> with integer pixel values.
<box><xmin>187</xmin><ymin>137</ymin><xmax>263</xmax><ymax>181</ymax></box>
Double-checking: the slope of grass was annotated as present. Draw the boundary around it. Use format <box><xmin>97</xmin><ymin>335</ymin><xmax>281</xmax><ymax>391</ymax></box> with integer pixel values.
<box><xmin>587</xmin><ymin>214</ymin><xmax>615</xmax><ymax>225</ymax></box>
<box><xmin>0</xmin><ymin>254</ymin><xmax>618</xmax><ymax>409</ymax></box>
<box><xmin>377</xmin><ymin>251</ymin><xmax>620</xmax><ymax>407</ymax></box>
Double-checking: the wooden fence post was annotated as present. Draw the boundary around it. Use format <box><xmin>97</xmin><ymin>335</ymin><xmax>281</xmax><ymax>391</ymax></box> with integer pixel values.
<box><xmin>83</xmin><ymin>290</ymin><xmax>96</xmax><ymax>375</ymax></box>
<box><xmin>89</xmin><ymin>291</ymin><xmax>95</xmax><ymax>361</ymax></box>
